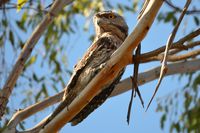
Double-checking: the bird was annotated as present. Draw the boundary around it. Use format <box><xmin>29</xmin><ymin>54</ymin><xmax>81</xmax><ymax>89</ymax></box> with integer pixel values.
<box><xmin>44</xmin><ymin>10</ymin><xmax>128</xmax><ymax>127</ymax></box>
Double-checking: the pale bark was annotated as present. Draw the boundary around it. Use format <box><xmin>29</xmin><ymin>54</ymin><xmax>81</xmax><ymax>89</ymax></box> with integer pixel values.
<box><xmin>40</xmin><ymin>0</ymin><xmax>164</xmax><ymax>132</ymax></box>
<box><xmin>111</xmin><ymin>59</ymin><xmax>200</xmax><ymax>97</ymax></box>
<box><xmin>5</xmin><ymin>58</ymin><xmax>200</xmax><ymax>133</ymax></box>
<box><xmin>4</xmin><ymin>0</ymin><xmax>200</xmax><ymax>132</ymax></box>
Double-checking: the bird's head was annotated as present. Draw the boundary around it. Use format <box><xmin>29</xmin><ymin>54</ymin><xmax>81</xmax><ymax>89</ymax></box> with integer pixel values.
<box><xmin>93</xmin><ymin>11</ymin><xmax>128</xmax><ymax>40</ymax></box>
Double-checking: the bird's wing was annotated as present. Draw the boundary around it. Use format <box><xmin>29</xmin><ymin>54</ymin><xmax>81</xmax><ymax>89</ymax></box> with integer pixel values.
<box><xmin>66</xmin><ymin>37</ymin><xmax>111</xmax><ymax>91</ymax></box>
<box><xmin>43</xmin><ymin>37</ymin><xmax>112</xmax><ymax>126</ymax></box>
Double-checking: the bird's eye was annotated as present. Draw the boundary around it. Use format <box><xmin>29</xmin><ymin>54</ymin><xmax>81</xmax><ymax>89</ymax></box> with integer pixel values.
<box><xmin>108</xmin><ymin>14</ymin><xmax>115</xmax><ymax>19</ymax></box>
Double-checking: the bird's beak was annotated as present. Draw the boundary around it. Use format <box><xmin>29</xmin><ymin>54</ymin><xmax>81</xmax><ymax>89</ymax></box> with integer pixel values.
<box><xmin>96</xmin><ymin>18</ymin><xmax>111</xmax><ymax>26</ymax></box>
<box><xmin>97</xmin><ymin>19</ymin><xmax>102</xmax><ymax>25</ymax></box>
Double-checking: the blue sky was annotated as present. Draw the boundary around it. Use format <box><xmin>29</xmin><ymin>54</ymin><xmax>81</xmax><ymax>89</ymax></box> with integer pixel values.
<box><xmin>58</xmin><ymin>2</ymin><xmax>199</xmax><ymax>133</ymax></box>
<box><xmin>2</xmin><ymin>1</ymin><xmax>200</xmax><ymax>133</ymax></box>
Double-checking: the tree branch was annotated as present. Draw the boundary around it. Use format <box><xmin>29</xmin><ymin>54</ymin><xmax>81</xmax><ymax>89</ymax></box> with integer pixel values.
<box><xmin>137</xmin><ymin>41</ymin><xmax>200</xmax><ymax>63</ymax></box>
<box><xmin>111</xmin><ymin>58</ymin><xmax>200</xmax><ymax>97</ymax></box>
<box><xmin>146</xmin><ymin>0</ymin><xmax>191</xmax><ymax>111</ymax></box>
<box><xmin>142</xmin><ymin>49</ymin><xmax>200</xmax><ymax>62</ymax></box>
<box><xmin>7</xmin><ymin>41</ymin><xmax>200</xmax><ymax>131</ymax></box>
<box><xmin>7</xmin><ymin>92</ymin><xmax>63</xmax><ymax>131</ymax></box>
<box><xmin>137</xmin><ymin>28</ymin><xmax>200</xmax><ymax>61</ymax></box>
<box><xmin>0</xmin><ymin>0</ymin><xmax>9</xmax><ymax>7</ymax></box>
<box><xmin>39</xmin><ymin>0</ymin><xmax>163</xmax><ymax>132</ymax></box>
<box><xmin>0</xmin><ymin>0</ymin><xmax>74</xmax><ymax>119</ymax></box>
<box><xmin>6</xmin><ymin>30</ymin><xmax>200</xmax><ymax>132</ymax></box>
<box><xmin>165</xmin><ymin>0</ymin><xmax>200</xmax><ymax>15</ymax></box>
<box><xmin>6</xmin><ymin>58</ymin><xmax>200</xmax><ymax>133</ymax></box>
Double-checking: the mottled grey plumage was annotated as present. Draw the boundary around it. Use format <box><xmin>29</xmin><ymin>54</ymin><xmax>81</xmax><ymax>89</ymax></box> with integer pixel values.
<box><xmin>44</xmin><ymin>11</ymin><xmax>128</xmax><ymax>127</ymax></box>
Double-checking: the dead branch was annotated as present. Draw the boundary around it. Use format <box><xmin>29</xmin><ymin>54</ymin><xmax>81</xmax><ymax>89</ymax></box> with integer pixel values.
<box><xmin>146</xmin><ymin>0</ymin><xmax>191</xmax><ymax>111</ymax></box>
<box><xmin>127</xmin><ymin>44</ymin><xmax>143</xmax><ymax>124</ymax></box>
<box><xmin>0</xmin><ymin>0</ymin><xmax>74</xmax><ymax>119</ymax></box>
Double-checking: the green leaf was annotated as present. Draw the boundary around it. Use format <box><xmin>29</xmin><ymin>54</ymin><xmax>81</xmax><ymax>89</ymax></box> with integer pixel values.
<box><xmin>33</xmin><ymin>73</ymin><xmax>38</xmax><ymax>82</ymax></box>
<box><xmin>160</xmin><ymin>114</ymin><xmax>166</xmax><ymax>129</ymax></box>
<box><xmin>50</xmin><ymin>50</ymin><xmax>57</xmax><ymax>61</ymax></box>
<box><xmin>9</xmin><ymin>30</ymin><xmax>15</xmax><ymax>46</ymax></box>
<box><xmin>194</xmin><ymin>16</ymin><xmax>199</xmax><ymax>26</ymax></box>
<box><xmin>192</xmin><ymin>74</ymin><xmax>200</xmax><ymax>91</ymax></box>
<box><xmin>18</xmin><ymin>121</ymin><xmax>25</xmax><ymax>130</ymax></box>
<box><xmin>2</xmin><ymin>19</ymin><xmax>8</xmax><ymax>27</ymax></box>
<box><xmin>52</xmin><ymin>84</ymin><xmax>59</xmax><ymax>93</ymax></box>
<box><xmin>53</xmin><ymin>60</ymin><xmax>61</xmax><ymax>74</ymax></box>
<box><xmin>16</xmin><ymin>12</ymin><xmax>27</xmax><ymax>32</ymax></box>
<box><xmin>0</xmin><ymin>35</ymin><xmax>4</xmax><ymax>47</ymax></box>
<box><xmin>25</xmin><ymin>55</ymin><xmax>37</xmax><ymax>67</ymax></box>
<box><xmin>164</xmin><ymin>11</ymin><xmax>177</xmax><ymax>25</ymax></box>
<box><xmin>41</xmin><ymin>84</ymin><xmax>48</xmax><ymax>98</ymax></box>
<box><xmin>17</xmin><ymin>0</ymin><xmax>28</xmax><ymax>12</ymax></box>
<box><xmin>35</xmin><ymin>84</ymin><xmax>48</xmax><ymax>102</ymax></box>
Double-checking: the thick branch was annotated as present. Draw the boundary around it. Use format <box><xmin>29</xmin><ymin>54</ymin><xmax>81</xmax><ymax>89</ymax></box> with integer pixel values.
<box><xmin>40</xmin><ymin>0</ymin><xmax>164</xmax><ymax>132</ymax></box>
<box><xmin>7</xmin><ymin>58</ymin><xmax>200</xmax><ymax>133</ymax></box>
<box><xmin>111</xmin><ymin>58</ymin><xmax>200</xmax><ymax>97</ymax></box>
<box><xmin>6</xmin><ymin>39</ymin><xmax>200</xmax><ymax>131</ymax></box>
<box><xmin>6</xmin><ymin>33</ymin><xmax>200</xmax><ymax>132</ymax></box>
<box><xmin>0</xmin><ymin>0</ymin><xmax>74</xmax><ymax>118</ymax></box>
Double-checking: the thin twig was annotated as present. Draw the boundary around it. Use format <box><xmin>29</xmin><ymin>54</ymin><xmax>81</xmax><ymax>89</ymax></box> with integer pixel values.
<box><xmin>132</xmin><ymin>41</ymin><xmax>200</xmax><ymax>63</ymax></box>
<box><xmin>146</xmin><ymin>0</ymin><xmax>192</xmax><ymax>111</ymax></box>
<box><xmin>168</xmin><ymin>41</ymin><xmax>200</xmax><ymax>55</ymax></box>
<box><xmin>137</xmin><ymin>28</ymin><xmax>200</xmax><ymax>61</ymax></box>
<box><xmin>127</xmin><ymin>44</ymin><xmax>144</xmax><ymax>124</ymax></box>
<box><xmin>133</xmin><ymin>44</ymin><xmax>144</xmax><ymax>106</ymax></box>
<box><xmin>0</xmin><ymin>5</ymin><xmax>48</xmax><ymax>13</ymax></box>
<box><xmin>142</xmin><ymin>49</ymin><xmax>200</xmax><ymax>62</ymax></box>
<box><xmin>165</xmin><ymin>0</ymin><xmax>200</xmax><ymax>15</ymax></box>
